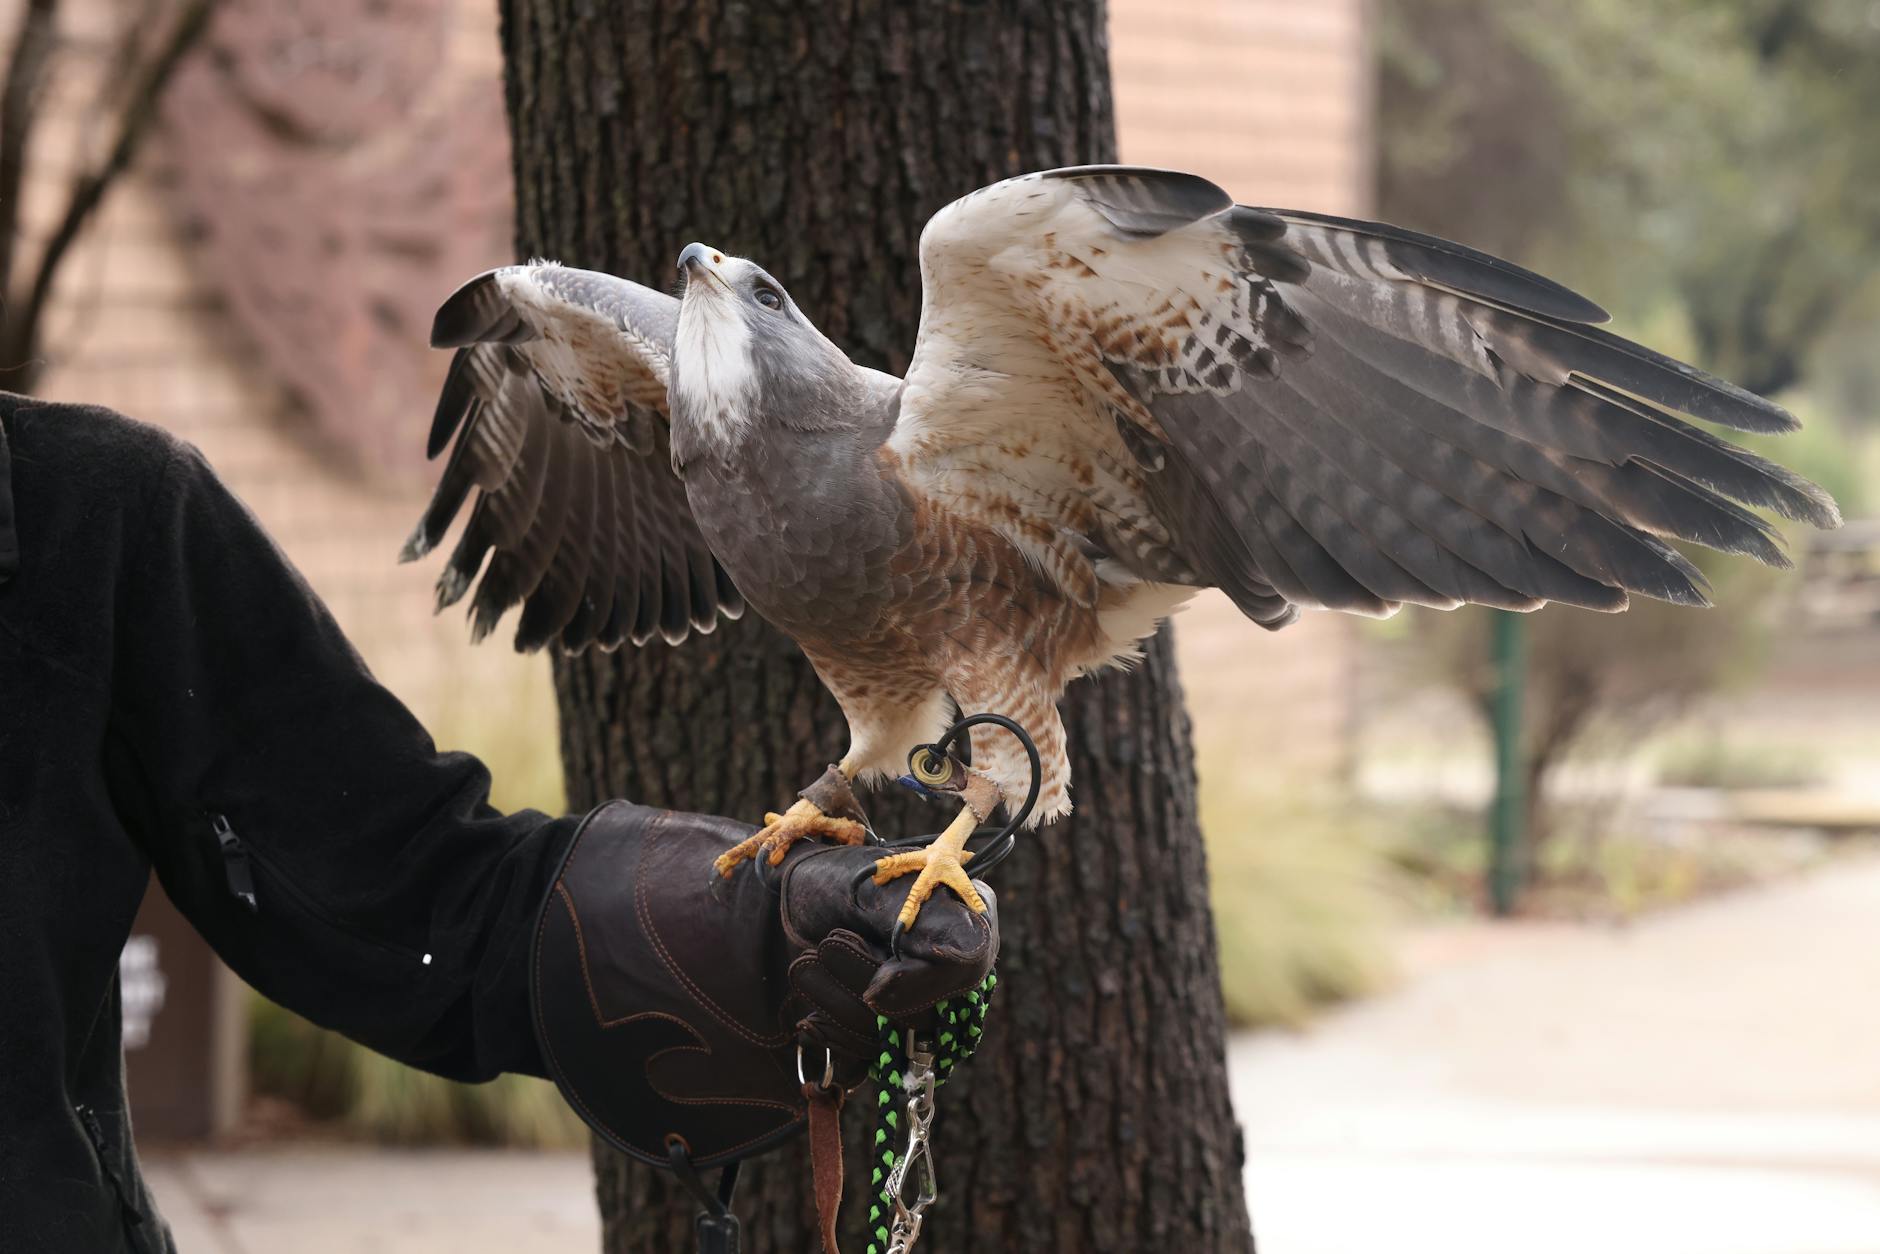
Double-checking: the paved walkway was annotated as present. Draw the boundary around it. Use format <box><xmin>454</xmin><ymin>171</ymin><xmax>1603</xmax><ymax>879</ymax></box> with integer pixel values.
<box><xmin>1231</xmin><ymin>854</ymin><xmax>1880</xmax><ymax>1254</ymax></box>
<box><xmin>147</xmin><ymin>855</ymin><xmax>1880</xmax><ymax>1252</ymax></box>
<box><xmin>146</xmin><ymin>1147</ymin><xmax>599</xmax><ymax>1253</ymax></box>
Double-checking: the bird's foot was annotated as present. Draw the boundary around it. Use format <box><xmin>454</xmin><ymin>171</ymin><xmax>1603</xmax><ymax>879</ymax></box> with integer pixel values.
<box><xmin>712</xmin><ymin>797</ymin><xmax>866</xmax><ymax>878</ymax></box>
<box><xmin>870</xmin><ymin>807</ymin><xmax>985</xmax><ymax>935</ymax></box>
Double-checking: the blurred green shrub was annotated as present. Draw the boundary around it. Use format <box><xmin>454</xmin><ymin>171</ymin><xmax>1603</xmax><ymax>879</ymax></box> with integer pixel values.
<box><xmin>1374</xmin><ymin>797</ymin><xmax>1837</xmax><ymax>920</ymax></box>
<box><xmin>1379</xmin><ymin>0</ymin><xmax>1880</xmax><ymax>411</ymax></box>
<box><xmin>250</xmin><ymin>994</ymin><xmax>587</xmax><ymax>1147</ymax></box>
<box><xmin>1654</xmin><ymin>735</ymin><xmax>1828</xmax><ymax>791</ymax></box>
<box><xmin>1393</xmin><ymin>488</ymin><xmax>1839</xmax><ymax>890</ymax></box>
<box><xmin>419</xmin><ymin>658</ymin><xmax>566</xmax><ymax>817</ymax></box>
<box><xmin>1200</xmin><ymin>770</ymin><xmax>1400</xmax><ymax>1028</ymax></box>
<box><xmin>1373</xmin><ymin>0</ymin><xmax>1876</xmax><ymax>913</ymax></box>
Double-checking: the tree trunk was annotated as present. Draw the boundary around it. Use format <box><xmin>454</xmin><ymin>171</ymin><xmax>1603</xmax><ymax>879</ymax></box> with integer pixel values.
<box><xmin>496</xmin><ymin>2</ymin><xmax>1255</xmax><ymax>1249</ymax></box>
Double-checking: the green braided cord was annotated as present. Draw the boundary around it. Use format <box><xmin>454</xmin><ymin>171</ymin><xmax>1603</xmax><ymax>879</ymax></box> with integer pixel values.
<box><xmin>864</xmin><ymin>970</ymin><xmax>997</xmax><ymax>1254</ymax></box>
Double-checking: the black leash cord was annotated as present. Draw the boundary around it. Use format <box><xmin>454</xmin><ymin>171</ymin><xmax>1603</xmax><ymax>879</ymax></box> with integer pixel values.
<box><xmin>865</xmin><ymin>712</ymin><xmax>1042</xmax><ymax>881</ymax></box>
<box><xmin>928</xmin><ymin>712</ymin><xmax>1041</xmax><ymax>878</ymax></box>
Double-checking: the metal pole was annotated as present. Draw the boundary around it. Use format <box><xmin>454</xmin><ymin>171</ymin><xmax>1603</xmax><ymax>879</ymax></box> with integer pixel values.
<box><xmin>1488</xmin><ymin>610</ymin><xmax>1528</xmax><ymax>917</ymax></box>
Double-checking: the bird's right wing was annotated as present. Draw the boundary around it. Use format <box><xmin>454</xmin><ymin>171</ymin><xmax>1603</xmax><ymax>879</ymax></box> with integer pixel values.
<box><xmin>402</xmin><ymin>262</ymin><xmax>742</xmax><ymax>651</ymax></box>
<box><xmin>892</xmin><ymin>168</ymin><xmax>1839</xmax><ymax>630</ymax></box>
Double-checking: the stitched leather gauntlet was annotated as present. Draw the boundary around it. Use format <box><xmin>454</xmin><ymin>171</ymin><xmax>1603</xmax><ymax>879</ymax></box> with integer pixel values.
<box><xmin>530</xmin><ymin>801</ymin><xmax>997</xmax><ymax>1169</ymax></box>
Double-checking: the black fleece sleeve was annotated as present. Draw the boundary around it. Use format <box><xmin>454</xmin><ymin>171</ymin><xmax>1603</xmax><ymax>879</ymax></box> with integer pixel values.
<box><xmin>110</xmin><ymin>436</ymin><xmax>577</xmax><ymax>1082</ymax></box>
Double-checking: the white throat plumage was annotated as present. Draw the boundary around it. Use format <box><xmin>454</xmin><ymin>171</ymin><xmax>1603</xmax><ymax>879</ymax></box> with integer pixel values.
<box><xmin>673</xmin><ymin>287</ymin><xmax>758</xmax><ymax>449</ymax></box>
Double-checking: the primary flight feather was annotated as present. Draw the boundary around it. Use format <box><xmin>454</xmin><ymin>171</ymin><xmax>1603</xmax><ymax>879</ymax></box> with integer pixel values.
<box><xmin>403</xmin><ymin>166</ymin><xmax>1838</xmax><ymax>927</ymax></box>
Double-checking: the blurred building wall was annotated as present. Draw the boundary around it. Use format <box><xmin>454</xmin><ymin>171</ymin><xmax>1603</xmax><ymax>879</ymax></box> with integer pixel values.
<box><xmin>24</xmin><ymin>0</ymin><xmax>535</xmax><ymax>759</ymax></box>
<box><xmin>22</xmin><ymin>0</ymin><xmax>1371</xmax><ymax>800</ymax></box>
<box><xmin>1114</xmin><ymin>0</ymin><xmax>1371</xmax><ymax>785</ymax></box>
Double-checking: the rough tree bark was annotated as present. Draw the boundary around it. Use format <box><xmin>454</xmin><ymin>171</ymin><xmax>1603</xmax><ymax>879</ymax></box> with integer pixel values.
<box><xmin>496</xmin><ymin>2</ymin><xmax>1255</xmax><ymax>1249</ymax></box>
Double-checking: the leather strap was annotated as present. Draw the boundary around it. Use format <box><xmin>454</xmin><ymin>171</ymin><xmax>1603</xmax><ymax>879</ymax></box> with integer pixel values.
<box><xmin>959</xmin><ymin>766</ymin><xmax>1002</xmax><ymax>823</ymax></box>
<box><xmin>799</xmin><ymin>763</ymin><xmax>866</xmax><ymax>824</ymax></box>
<box><xmin>805</xmin><ymin>1082</ymin><xmax>846</xmax><ymax>1254</ymax></box>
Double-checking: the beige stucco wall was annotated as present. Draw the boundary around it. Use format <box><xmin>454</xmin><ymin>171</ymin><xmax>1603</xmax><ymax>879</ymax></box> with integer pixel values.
<box><xmin>1114</xmin><ymin>0</ymin><xmax>1372</xmax><ymax>213</ymax></box>
<box><xmin>1115</xmin><ymin>0</ymin><xmax>1371</xmax><ymax>785</ymax></box>
<box><xmin>20</xmin><ymin>0</ymin><xmax>556</xmax><ymax>808</ymax></box>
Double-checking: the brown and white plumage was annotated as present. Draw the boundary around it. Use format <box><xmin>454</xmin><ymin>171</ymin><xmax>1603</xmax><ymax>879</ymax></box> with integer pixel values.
<box><xmin>405</xmin><ymin>262</ymin><xmax>742</xmax><ymax>650</ymax></box>
<box><xmin>405</xmin><ymin>166</ymin><xmax>1839</xmax><ymax>830</ymax></box>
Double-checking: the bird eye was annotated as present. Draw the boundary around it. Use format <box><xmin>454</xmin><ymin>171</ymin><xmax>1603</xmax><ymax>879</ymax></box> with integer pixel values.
<box><xmin>753</xmin><ymin>286</ymin><xmax>783</xmax><ymax>311</ymax></box>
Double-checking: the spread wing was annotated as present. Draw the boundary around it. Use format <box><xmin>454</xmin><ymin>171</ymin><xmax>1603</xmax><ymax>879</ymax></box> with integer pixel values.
<box><xmin>402</xmin><ymin>262</ymin><xmax>742</xmax><ymax>650</ymax></box>
<box><xmin>894</xmin><ymin>167</ymin><xmax>1840</xmax><ymax>629</ymax></box>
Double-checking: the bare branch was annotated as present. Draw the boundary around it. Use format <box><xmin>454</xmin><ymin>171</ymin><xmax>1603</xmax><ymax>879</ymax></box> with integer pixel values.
<box><xmin>98</xmin><ymin>0</ymin><xmax>165</xmax><ymax>117</ymax></box>
<box><xmin>1</xmin><ymin>0</ymin><xmax>220</xmax><ymax>391</ymax></box>
<box><xmin>0</xmin><ymin>0</ymin><xmax>62</xmax><ymax>303</ymax></box>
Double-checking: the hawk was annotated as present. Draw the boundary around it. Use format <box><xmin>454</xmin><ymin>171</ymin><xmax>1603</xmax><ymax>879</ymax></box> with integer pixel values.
<box><xmin>404</xmin><ymin>166</ymin><xmax>1838</xmax><ymax>930</ymax></box>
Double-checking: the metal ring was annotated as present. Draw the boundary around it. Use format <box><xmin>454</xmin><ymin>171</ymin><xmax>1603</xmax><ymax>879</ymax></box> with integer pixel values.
<box><xmin>847</xmin><ymin>714</ymin><xmax>1041</xmax><ymax>910</ymax></box>
<box><xmin>933</xmin><ymin>713</ymin><xmax>1042</xmax><ymax>835</ymax></box>
<box><xmin>907</xmin><ymin>745</ymin><xmax>955</xmax><ymax>787</ymax></box>
<box><xmin>795</xmin><ymin>1043</ymin><xmax>834</xmax><ymax>1091</ymax></box>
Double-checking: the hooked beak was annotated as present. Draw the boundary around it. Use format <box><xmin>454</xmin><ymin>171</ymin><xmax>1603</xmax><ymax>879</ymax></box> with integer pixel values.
<box><xmin>678</xmin><ymin>242</ymin><xmax>730</xmax><ymax>293</ymax></box>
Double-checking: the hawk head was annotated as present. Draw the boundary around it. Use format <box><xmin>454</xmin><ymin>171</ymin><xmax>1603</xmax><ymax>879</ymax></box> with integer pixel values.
<box><xmin>672</xmin><ymin>242</ymin><xmax>853</xmax><ymax>454</ymax></box>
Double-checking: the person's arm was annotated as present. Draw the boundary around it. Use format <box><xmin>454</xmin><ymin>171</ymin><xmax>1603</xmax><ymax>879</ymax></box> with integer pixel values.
<box><xmin>97</xmin><ymin>425</ymin><xmax>1000</xmax><ymax>1133</ymax></box>
<box><xmin>108</xmin><ymin>435</ymin><xmax>573</xmax><ymax>1081</ymax></box>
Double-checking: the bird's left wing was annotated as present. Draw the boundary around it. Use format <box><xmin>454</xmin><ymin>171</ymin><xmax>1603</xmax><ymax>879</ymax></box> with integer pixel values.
<box><xmin>402</xmin><ymin>263</ymin><xmax>743</xmax><ymax>651</ymax></box>
<box><xmin>893</xmin><ymin>167</ymin><xmax>1838</xmax><ymax>629</ymax></box>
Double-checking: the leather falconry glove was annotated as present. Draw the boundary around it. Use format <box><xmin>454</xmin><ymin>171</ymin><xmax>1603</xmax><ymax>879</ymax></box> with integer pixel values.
<box><xmin>530</xmin><ymin>799</ymin><xmax>999</xmax><ymax>1173</ymax></box>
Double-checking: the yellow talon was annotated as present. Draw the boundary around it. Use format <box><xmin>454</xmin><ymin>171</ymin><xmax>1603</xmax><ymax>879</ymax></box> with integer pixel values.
<box><xmin>712</xmin><ymin>797</ymin><xmax>865</xmax><ymax>878</ymax></box>
<box><xmin>870</xmin><ymin>806</ymin><xmax>986</xmax><ymax>930</ymax></box>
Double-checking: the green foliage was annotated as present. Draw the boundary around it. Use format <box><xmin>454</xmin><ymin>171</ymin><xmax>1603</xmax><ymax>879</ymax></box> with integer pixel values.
<box><xmin>1200</xmin><ymin>770</ymin><xmax>1400</xmax><ymax>1027</ymax></box>
<box><xmin>1373</xmin><ymin>799</ymin><xmax>1837</xmax><ymax>920</ymax></box>
<box><xmin>1399</xmin><ymin>541</ymin><xmax>1788</xmax><ymax>877</ymax></box>
<box><xmin>1654</xmin><ymin>734</ymin><xmax>1827</xmax><ymax>791</ymax></box>
<box><xmin>1367</xmin><ymin>803</ymin><xmax>1489</xmax><ymax>915</ymax></box>
<box><xmin>1374</xmin><ymin>0</ymin><xmax>1875</xmax><ymax>901</ymax></box>
<box><xmin>1740</xmin><ymin>391</ymin><xmax>1871</xmax><ymax>518</ymax></box>
<box><xmin>1523</xmin><ymin>813</ymin><xmax>1837</xmax><ymax>918</ymax></box>
<box><xmin>250</xmin><ymin>994</ymin><xmax>587</xmax><ymax>1147</ymax></box>
<box><xmin>1379</xmin><ymin>0</ymin><xmax>1880</xmax><ymax>404</ymax></box>
<box><xmin>415</xmin><ymin>657</ymin><xmax>566</xmax><ymax>817</ymax></box>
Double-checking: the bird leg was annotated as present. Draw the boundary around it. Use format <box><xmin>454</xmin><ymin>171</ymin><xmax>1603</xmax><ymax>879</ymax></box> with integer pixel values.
<box><xmin>712</xmin><ymin>761</ymin><xmax>868</xmax><ymax>878</ymax></box>
<box><xmin>870</xmin><ymin>763</ymin><xmax>1001</xmax><ymax>931</ymax></box>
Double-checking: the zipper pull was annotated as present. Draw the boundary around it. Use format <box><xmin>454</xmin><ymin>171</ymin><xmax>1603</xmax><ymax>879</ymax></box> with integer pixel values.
<box><xmin>76</xmin><ymin>1103</ymin><xmax>151</xmax><ymax>1243</ymax></box>
<box><xmin>77</xmin><ymin>1103</ymin><xmax>107</xmax><ymax>1148</ymax></box>
<box><xmin>210</xmin><ymin>812</ymin><xmax>258</xmax><ymax>912</ymax></box>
